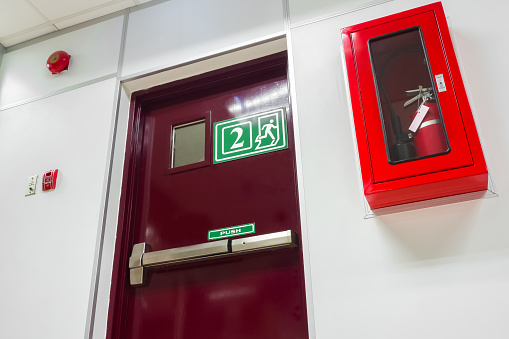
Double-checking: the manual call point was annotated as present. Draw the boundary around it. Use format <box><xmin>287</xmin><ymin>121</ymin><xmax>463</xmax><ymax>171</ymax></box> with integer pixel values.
<box><xmin>42</xmin><ymin>169</ymin><xmax>58</xmax><ymax>192</ymax></box>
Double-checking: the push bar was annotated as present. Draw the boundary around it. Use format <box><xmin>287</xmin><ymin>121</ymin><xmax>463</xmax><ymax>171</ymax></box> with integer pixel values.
<box><xmin>129</xmin><ymin>230</ymin><xmax>297</xmax><ymax>286</ymax></box>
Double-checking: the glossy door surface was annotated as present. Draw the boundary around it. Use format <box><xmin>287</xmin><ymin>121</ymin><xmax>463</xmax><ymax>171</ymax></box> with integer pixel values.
<box><xmin>111</xmin><ymin>54</ymin><xmax>309</xmax><ymax>339</ymax></box>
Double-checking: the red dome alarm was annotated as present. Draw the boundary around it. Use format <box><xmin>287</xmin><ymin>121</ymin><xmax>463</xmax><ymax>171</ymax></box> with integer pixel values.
<box><xmin>46</xmin><ymin>50</ymin><xmax>71</xmax><ymax>74</ymax></box>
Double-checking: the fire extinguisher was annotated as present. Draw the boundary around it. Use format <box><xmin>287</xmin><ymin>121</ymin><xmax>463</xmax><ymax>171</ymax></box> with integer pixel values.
<box><xmin>405</xmin><ymin>86</ymin><xmax>448</xmax><ymax>158</ymax></box>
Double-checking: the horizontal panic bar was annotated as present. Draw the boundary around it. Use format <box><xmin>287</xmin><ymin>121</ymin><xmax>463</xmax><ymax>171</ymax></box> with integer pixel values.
<box><xmin>129</xmin><ymin>230</ymin><xmax>297</xmax><ymax>286</ymax></box>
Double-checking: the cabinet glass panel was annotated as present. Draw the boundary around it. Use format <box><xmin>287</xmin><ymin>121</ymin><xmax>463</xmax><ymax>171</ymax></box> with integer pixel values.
<box><xmin>369</xmin><ymin>27</ymin><xmax>450</xmax><ymax>164</ymax></box>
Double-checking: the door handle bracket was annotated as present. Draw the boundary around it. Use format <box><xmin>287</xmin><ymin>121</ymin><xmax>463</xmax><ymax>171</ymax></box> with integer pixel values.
<box><xmin>129</xmin><ymin>243</ymin><xmax>146</xmax><ymax>286</ymax></box>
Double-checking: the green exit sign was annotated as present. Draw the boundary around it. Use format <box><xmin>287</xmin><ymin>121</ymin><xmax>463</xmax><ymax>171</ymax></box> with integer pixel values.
<box><xmin>214</xmin><ymin>108</ymin><xmax>288</xmax><ymax>163</ymax></box>
<box><xmin>208</xmin><ymin>223</ymin><xmax>255</xmax><ymax>240</ymax></box>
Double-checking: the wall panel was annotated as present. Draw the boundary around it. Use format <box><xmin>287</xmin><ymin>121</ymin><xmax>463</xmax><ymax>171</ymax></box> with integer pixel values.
<box><xmin>0</xmin><ymin>79</ymin><xmax>117</xmax><ymax>339</ymax></box>
<box><xmin>121</xmin><ymin>0</ymin><xmax>285</xmax><ymax>77</ymax></box>
<box><xmin>0</xmin><ymin>16</ymin><xmax>123</xmax><ymax>109</ymax></box>
<box><xmin>289</xmin><ymin>0</ymin><xmax>509</xmax><ymax>338</ymax></box>
<box><xmin>288</xmin><ymin>0</ymin><xmax>394</xmax><ymax>26</ymax></box>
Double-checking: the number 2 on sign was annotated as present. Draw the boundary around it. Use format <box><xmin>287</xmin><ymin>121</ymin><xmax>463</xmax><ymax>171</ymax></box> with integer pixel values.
<box><xmin>230</xmin><ymin>127</ymin><xmax>244</xmax><ymax>149</ymax></box>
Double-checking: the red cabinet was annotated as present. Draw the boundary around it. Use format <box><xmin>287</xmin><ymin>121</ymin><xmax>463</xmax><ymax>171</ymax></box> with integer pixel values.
<box><xmin>342</xmin><ymin>2</ymin><xmax>488</xmax><ymax>209</ymax></box>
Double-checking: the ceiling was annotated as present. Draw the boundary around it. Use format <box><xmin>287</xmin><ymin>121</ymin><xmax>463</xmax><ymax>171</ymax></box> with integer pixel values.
<box><xmin>0</xmin><ymin>0</ymin><xmax>153</xmax><ymax>48</ymax></box>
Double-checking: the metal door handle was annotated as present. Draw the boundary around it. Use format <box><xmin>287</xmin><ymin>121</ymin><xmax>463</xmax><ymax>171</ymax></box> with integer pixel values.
<box><xmin>129</xmin><ymin>230</ymin><xmax>297</xmax><ymax>286</ymax></box>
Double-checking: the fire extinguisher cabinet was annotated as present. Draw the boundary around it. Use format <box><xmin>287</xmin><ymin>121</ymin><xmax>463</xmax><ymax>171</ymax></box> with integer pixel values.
<box><xmin>341</xmin><ymin>2</ymin><xmax>488</xmax><ymax>209</ymax></box>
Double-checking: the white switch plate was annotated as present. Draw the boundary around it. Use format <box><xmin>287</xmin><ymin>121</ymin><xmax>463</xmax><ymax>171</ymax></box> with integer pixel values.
<box><xmin>435</xmin><ymin>73</ymin><xmax>447</xmax><ymax>92</ymax></box>
<box><xmin>26</xmin><ymin>175</ymin><xmax>38</xmax><ymax>196</ymax></box>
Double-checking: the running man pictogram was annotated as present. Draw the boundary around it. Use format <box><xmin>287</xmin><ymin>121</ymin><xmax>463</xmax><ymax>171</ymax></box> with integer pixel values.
<box><xmin>255</xmin><ymin>119</ymin><xmax>278</xmax><ymax>148</ymax></box>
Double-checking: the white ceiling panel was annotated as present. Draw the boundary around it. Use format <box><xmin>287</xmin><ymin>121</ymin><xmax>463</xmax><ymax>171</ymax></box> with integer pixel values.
<box><xmin>0</xmin><ymin>24</ymin><xmax>57</xmax><ymax>47</ymax></box>
<box><xmin>54</xmin><ymin>0</ymin><xmax>135</xmax><ymax>29</ymax></box>
<box><xmin>0</xmin><ymin>0</ymin><xmax>154</xmax><ymax>48</ymax></box>
<box><xmin>28</xmin><ymin>0</ymin><xmax>112</xmax><ymax>21</ymax></box>
<box><xmin>0</xmin><ymin>0</ymin><xmax>46</xmax><ymax>38</ymax></box>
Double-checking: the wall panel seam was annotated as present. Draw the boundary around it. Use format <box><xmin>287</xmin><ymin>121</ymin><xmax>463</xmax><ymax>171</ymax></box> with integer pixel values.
<box><xmin>84</xmin><ymin>9</ymin><xmax>130</xmax><ymax>339</ymax></box>
<box><xmin>0</xmin><ymin>73</ymin><xmax>117</xmax><ymax>111</ymax></box>
<box><xmin>290</xmin><ymin>0</ymin><xmax>394</xmax><ymax>29</ymax></box>
<box><xmin>283</xmin><ymin>0</ymin><xmax>316</xmax><ymax>337</ymax></box>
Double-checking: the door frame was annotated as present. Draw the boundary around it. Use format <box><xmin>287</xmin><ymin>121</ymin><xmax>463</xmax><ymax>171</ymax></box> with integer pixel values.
<box><xmin>106</xmin><ymin>51</ymin><xmax>299</xmax><ymax>339</ymax></box>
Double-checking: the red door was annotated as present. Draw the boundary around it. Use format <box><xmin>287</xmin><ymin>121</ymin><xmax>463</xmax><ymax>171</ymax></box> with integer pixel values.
<box><xmin>108</xmin><ymin>53</ymin><xmax>309</xmax><ymax>339</ymax></box>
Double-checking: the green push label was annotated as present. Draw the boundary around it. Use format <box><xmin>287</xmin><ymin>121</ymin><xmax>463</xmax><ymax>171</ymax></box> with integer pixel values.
<box><xmin>208</xmin><ymin>223</ymin><xmax>255</xmax><ymax>240</ymax></box>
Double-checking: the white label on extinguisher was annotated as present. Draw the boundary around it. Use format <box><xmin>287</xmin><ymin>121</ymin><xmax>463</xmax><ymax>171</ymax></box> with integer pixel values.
<box><xmin>435</xmin><ymin>74</ymin><xmax>447</xmax><ymax>92</ymax></box>
<box><xmin>409</xmin><ymin>104</ymin><xmax>430</xmax><ymax>132</ymax></box>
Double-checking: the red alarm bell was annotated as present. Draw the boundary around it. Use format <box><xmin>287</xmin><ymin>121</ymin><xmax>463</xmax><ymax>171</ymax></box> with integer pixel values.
<box><xmin>46</xmin><ymin>51</ymin><xmax>71</xmax><ymax>74</ymax></box>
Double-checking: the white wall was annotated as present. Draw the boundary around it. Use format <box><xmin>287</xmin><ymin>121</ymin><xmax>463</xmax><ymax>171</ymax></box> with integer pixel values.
<box><xmin>0</xmin><ymin>16</ymin><xmax>124</xmax><ymax>109</ymax></box>
<box><xmin>289</xmin><ymin>0</ymin><xmax>393</xmax><ymax>25</ymax></box>
<box><xmin>122</xmin><ymin>0</ymin><xmax>286</xmax><ymax>78</ymax></box>
<box><xmin>2</xmin><ymin>0</ymin><xmax>509</xmax><ymax>338</ymax></box>
<box><xmin>0</xmin><ymin>78</ymin><xmax>118</xmax><ymax>338</ymax></box>
<box><xmin>289</xmin><ymin>0</ymin><xmax>509</xmax><ymax>338</ymax></box>
<box><xmin>0</xmin><ymin>15</ymin><xmax>123</xmax><ymax>339</ymax></box>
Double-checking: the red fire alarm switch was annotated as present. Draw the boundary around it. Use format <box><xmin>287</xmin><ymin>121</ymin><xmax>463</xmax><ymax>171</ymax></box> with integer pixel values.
<box><xmin>42</xmin><ymin>169</ymin><xmax>58</xmax><ymax>191</ymax></box>
<box><xmin>341</xmin><ymin>2</ymin><xmax>488</xmax><ymax>209</ymax></box>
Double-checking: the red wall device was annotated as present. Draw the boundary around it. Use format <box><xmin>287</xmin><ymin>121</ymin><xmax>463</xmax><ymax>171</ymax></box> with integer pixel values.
<box><xmin>46</xmin><ymin>51</ymin><xmax>71</xmax><ymax>74</ymax></box>
<box><xmin>42</xmin><ymin>170</ymin><xmax>58</xmax><ymax>191</ymax></box>
<box><xmin>341</xmin><ymin>2</ymin><xmax>488</xmax><ymax>209</ymax></box>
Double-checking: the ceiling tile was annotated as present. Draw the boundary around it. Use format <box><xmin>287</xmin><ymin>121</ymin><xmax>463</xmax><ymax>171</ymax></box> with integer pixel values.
<box><xmin>28</xmin><ymin>0</ymin><xmax>113</xmax><ymax>21</ymax></box>
<box><xmin>54</xmin><ymin>0</ymin><xmax>135</xmax><ymax>29</ymax></box>
<box><xmin>0</xmin><ymin>0</ymin><xmax>47</xmax><ymax>38</ymax></box>
<box><xmin>0</xmin><ymin>24</ymin><xmax>57</xmax><ymax>47</ymax></box>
